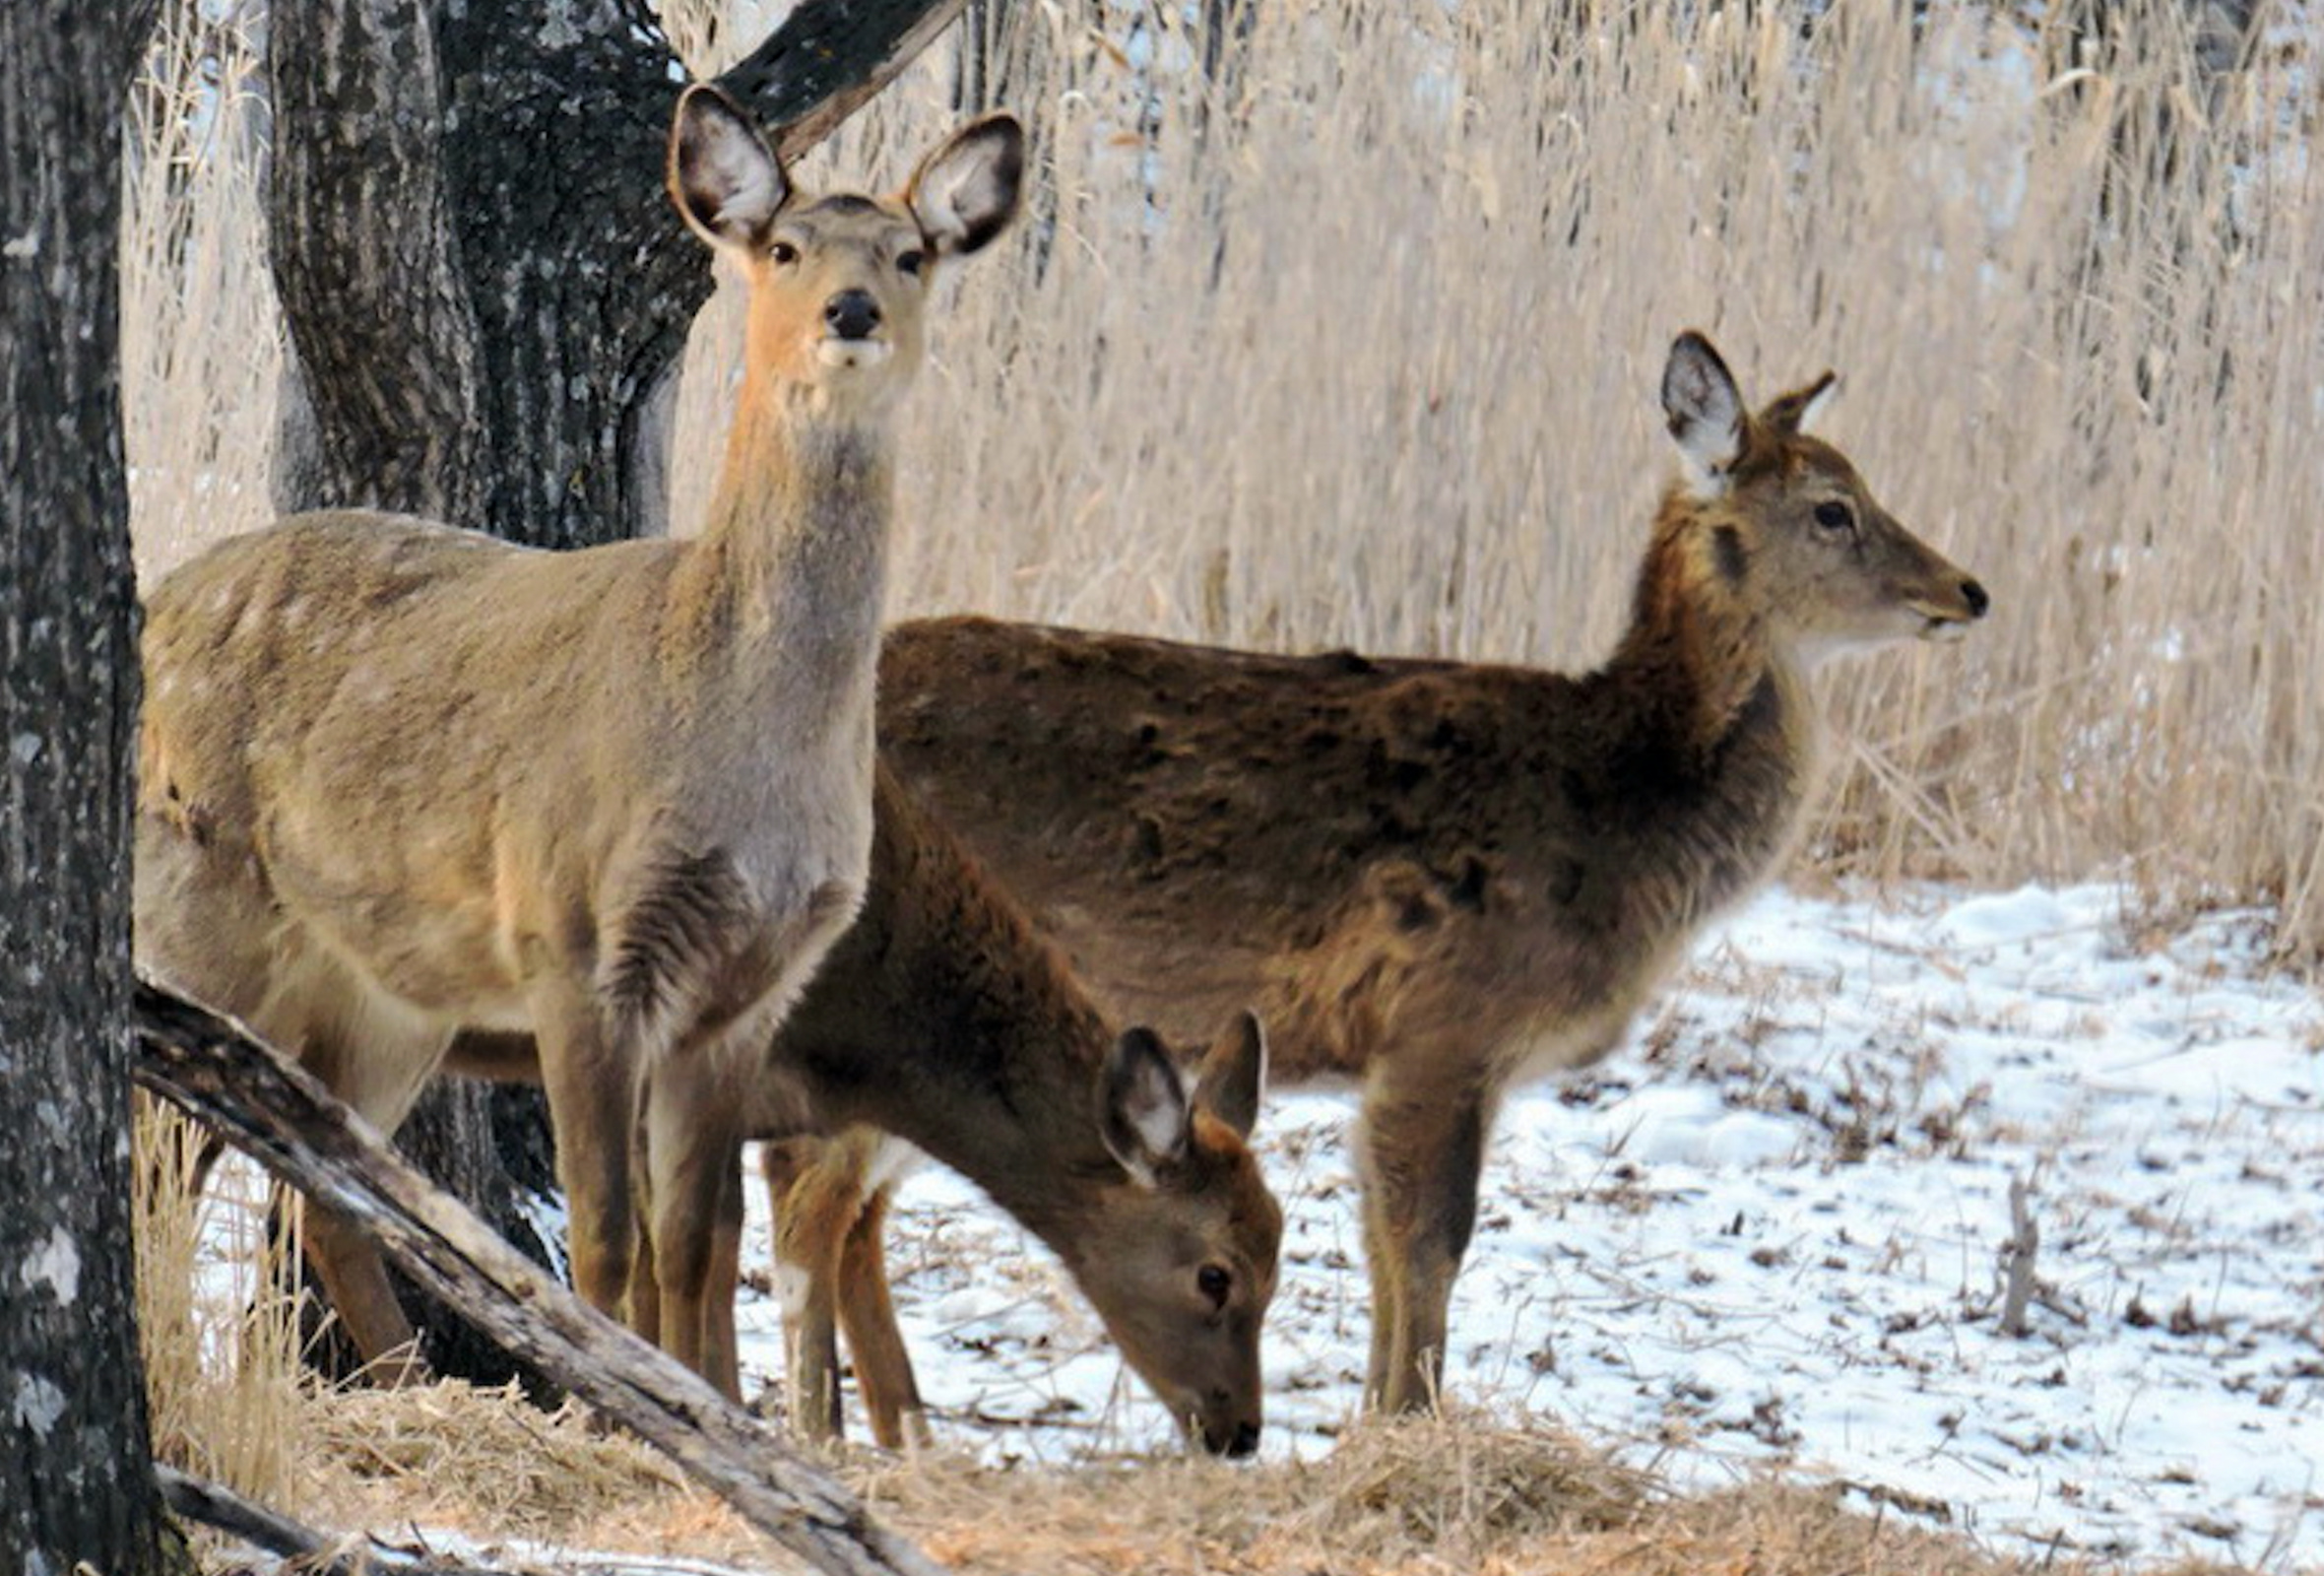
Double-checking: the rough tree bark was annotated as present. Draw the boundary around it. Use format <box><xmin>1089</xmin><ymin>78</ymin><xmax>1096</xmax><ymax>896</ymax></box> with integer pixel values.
<box><xmin>258</xmin><ymin>0</ymin><xmax>964</xmax><ymax>1383</ymax></box>
<box><xmin>0</xmin><ymin>3</ymin><xmax>189</xmax><ymax>1573</ymax></box>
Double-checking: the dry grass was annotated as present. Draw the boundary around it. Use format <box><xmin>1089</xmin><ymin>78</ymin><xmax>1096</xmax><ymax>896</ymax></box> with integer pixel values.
<box><xmin>123</xmin><ymin>0</ymin><xmax>278</xmax><ymax>581</ymax></box>
<box><xmin>133</xmin><ymin>1100</ymin><xmax>310</xmax><ymax>1502</ymax></box>
<box><xmin>121</xmin><ymin>1</ymin><xmax>2320</xmax><ymax>1571</ymax></box>
<box><xmin>155</xmin><ymin>1376</ymin><xmax>2072</xmax><ymax>1576</ymax></box>
<box><xmin>131</xmin><ymin>1141</ymin><xmax>2103</xmax><ymax>1574</ymax></box>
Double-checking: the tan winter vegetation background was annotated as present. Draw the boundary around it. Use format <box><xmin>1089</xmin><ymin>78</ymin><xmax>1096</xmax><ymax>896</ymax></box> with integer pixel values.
<box><xmin>122</xmin><ymin>0</ymin><xmax>2319</xmax><ymax>1569</ymax></box>
<box><xmin>125</xmin><ymin>0</ymin><xmax>2324</xmax><ymax>953</ymax></box>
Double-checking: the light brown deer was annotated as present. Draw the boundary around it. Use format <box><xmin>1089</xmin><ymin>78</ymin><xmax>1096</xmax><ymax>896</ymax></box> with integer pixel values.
<box><xmin>133</xmin><ymin>84</ymin><xmax>1023</xmax><ymax>1384</ymax></box>
<box><xmin>777</xmin><ymin>331</ymin><xmax>1990</xmax><ymax>1417</ymax></box>
<box><xmin>440</xmin><ymin>763</ymin><xmax>1280</xmax><ymax>1456</ymax></box>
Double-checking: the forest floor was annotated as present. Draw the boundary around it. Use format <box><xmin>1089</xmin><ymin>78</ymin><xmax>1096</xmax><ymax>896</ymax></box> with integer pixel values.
<box><xmin>191</xmin><ymin>882</ymin><xmax>2324</xmax><ymax>1574</ymax></box>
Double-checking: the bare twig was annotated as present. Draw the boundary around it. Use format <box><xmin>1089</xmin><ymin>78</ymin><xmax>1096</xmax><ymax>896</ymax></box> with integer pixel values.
<box><xmin>1838</xmin><ymin>1476</ymin><xmax>1956</xmax><ymax>1525</ymax></box>
<box><xmin>1998</xmin><ymin>1170</ymin><xmax>2040</xmax><ymax>1339</ymax></box>
<box><xmin>133</xmin><ymin>977</ymin><xmax>947</xmax><ymax>1576</ymax></box>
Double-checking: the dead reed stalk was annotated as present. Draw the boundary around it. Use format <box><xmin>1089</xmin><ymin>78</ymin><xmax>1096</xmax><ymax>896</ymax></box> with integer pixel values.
<box><xmin>127</xmin><ymin>3</ymin><xmax>2323</xmax><ymax>950</ymax></box>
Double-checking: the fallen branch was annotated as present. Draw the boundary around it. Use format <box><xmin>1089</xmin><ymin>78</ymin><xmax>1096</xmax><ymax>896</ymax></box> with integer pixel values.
<box><xmin>134</xmin><ymin>978</ymin><xmax>947</xmax><ymax>1576</ymax></box>
<box><xmin>157</xmin><ymin>1463</ymin><xmax>510</xmax><ymax>1574</ymax></box>
<box><xmin>721</xmin><ymin>0</ymin><xmax>971</xmax><ymax>163</ymax></box>
<box><xmin>160</xmin><ymin>1463</ymin><xmax>772</xmax><ymax>1576</ymax></box>
<box><xmin>156</xmin><ymin>1464</ymin><xmax>354</xmax><ymax>1570</ymax></box>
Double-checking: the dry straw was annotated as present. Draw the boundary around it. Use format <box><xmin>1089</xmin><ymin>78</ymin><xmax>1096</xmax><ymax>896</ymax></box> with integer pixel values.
<box><xmin>131</xmin><ymin>1098</ymin><xmax>308</xmax><ymax>1503</ymax></box>
<box><xmin>140</xmin><ymin>1381</ymin><xmax>2078</xmax><ymax>1576</ymax></box>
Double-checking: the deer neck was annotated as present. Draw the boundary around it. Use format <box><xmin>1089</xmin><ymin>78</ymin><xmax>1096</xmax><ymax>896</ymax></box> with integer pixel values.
<box><xmin>1580</xmin><ymin>501</ymin><xmax>1822</xmax><ymax>926</ymax></box>
<box><xmin>792</xmin><ymin>801</ymin><xmax>1130</xmax><ymax>1244</ymax></box>
<box><xmin>666</xmin><ymin>372</ymin><xmax>894</xmax><ymax>708</ymax></box>
<box><xmin>817</xmin><ymin>969</ymin><xmax>1126</xmax><ymax>1249</ymax></box>
<box><xmin>1605</xmin><ymin>502</ymin><xmax>1808</xmax><ymax>769</ymax></box>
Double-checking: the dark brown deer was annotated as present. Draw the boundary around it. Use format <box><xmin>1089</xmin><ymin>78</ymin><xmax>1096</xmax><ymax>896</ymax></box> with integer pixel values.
<box><xmin>780</xmin><ymin>330</ymin><xmax>1990</xmax><ymax>1416</ymax></box>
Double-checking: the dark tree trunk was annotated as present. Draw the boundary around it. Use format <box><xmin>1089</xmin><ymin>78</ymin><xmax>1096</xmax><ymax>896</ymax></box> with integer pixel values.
<box><xmin>259</xmin><ymin>0</ymin><xmax>963</xmax><ymax>1385</ymax></box>
<box><xmin>0</xmin><ymin>2</ymin><xmax>189</xmax><ymax>1572</ymax></box>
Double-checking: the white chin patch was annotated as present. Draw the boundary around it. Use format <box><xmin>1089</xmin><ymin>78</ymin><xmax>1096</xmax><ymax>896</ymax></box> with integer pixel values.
<box><xmin>1921</xmin><ymin>618</ymin><xmax>1971</xmax><ymax>643</ymax></box>
<box><xmin>815</xmin><ymin>338</ymin><xmax>893</xmax><ymax>370</ymax></box>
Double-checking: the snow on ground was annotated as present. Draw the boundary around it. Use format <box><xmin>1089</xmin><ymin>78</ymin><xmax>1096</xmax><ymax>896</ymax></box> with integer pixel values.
<box><xmin>732</xmin><ymin>883</ymin><xmax>2324</xmax><ymax>1570</ymax></box>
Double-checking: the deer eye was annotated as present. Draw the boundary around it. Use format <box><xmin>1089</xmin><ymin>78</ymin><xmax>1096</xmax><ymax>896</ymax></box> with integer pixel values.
<box><xmin>896</xmin><ymin>249</ymin><xmax>926</xmax><ymax>277</ymax></box>
<box><xmin>1196</xmin><ymin>1264</ymin><xmax>1232</xmax><ymax>1308</ymax></box>
<box><xmin>1813</xmin><ymin>500</ymin><xmax>1855</xmax><ymax>535</ymax></box>
<box><xmin>769</xmin><ymin>239</ymin><xmax>801</xmax><ymax>266</ymax></box>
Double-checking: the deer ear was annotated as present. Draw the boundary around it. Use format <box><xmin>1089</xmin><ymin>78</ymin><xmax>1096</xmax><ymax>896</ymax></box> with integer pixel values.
<box><xmin>1099</xmin><ymin>1026</ymin><xmax>1192</xmax><ymax>1188</ymax></box>
<box><xmin>906</xmin><ymin>114</ymin><xmax>1024</xmax><ymax>257</ymax></box>
<box><xmin>1662</xmin><ymin>331</ymin><xmax>1747</xmax><ymax>497</ymax></box>
<box><xmin>1192</xmin><ymin>1010</ymin><xmax>1266</xmax><ymax>1141</ymax></box>
<box><xmin>669</xmin><ymin>85</ymin><xmax>790</xmax><ymax>254</ymax></box>
<box><xmin>1763</xmin><ymin>369</ymin><xmax>1838</xmax><ymax>436</ymax></box>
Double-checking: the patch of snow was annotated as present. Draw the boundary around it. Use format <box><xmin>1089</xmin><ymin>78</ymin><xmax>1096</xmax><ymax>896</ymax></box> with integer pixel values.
<box><xmin>731</xmin><ymin>882</ymin><xmax>2324</xmax><ymax>1568</ymax></box>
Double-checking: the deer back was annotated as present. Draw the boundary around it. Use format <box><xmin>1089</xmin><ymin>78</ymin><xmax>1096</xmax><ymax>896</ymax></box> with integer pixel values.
<box><xmin>874</xmin><ymin>333</ymin><xmax>1986</xmax><ymax>1089</ymax></box>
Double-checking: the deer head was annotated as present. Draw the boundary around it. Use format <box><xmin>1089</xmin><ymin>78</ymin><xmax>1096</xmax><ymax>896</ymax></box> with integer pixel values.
<box><xmin>1081</xmin><ymin>1010</ymin><xmax>1279</xmax><ymax>1457</ymax></box>
<box><xmin>669</xmin><ymin>85</ymin><xmax>1024</xmax><ymax>417</ymax></box>
<box><xmin>1656</xmin><ymin>330</ymin><xmax>1990</xmax><ymax>670</ymax></box>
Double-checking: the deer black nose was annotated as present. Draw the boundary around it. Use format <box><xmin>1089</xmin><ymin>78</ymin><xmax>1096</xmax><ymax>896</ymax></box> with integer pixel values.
<box><xmin>823</xmin><ymin>290</ymin><xmax>880</xmax><ymax>341</ymax></box>
<box><xmin>1227</xmin><ymin>1420</ymin><xmax>1260</xmax><ymax>1458</ymax></box>
<box><xmin>1961</xmin><ymin>578</ymin><xmax>1990</xmax><ymax>619</ymax></box>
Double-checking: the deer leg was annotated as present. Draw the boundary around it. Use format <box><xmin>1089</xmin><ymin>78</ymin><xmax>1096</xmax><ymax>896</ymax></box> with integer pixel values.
<box><xmin>765</xmin><ymin>1135</ymin><xmax>854</xmax><ymax>1440</ymax></box>
<box><xmin>1356</xmin><ymin>1082</ymin><xmax>1493</xmax><ymax>1414</ymax></box>
<box><xmin>137</xmin><ymin>832</ymin><xmax>441</xmax><ymax>1382</ymax></box>
<box><xmin>296</xmin><ymin>1202</ymin><xmax>425</xmax><ymax>1385</ymax></box>
<box><xmin>293</xmin><ymin>999</ymin><xmax>453</xmax><ymax>1386</ymax></box>
<box><xmin>698</xmin><ymin>1142</ymin><xmax>747</xmax><ymax>1401</ymax></box>
<box><xmin>626</xmin><ymin>1206</ymin><xmax>663</xmax><ymax>1349</ymax></box>
<box><xmin>638</xmin><ymin>1053</ymin><xmax>744</xmax><ymax>1395</ymax></box>
<box><xmin>1357</xmin><ymin>1176</ymin><xmax>1400</xmax><ymax>1409</ymax></box>
<box><xmin>837</xmin><ymin>1174</ymin><xmax>929</xmax><ymax>1450</ymax></box>
<box><xmin>530</xmin><ymin>980</ymin><xmax>639</xmax><ymax>1332</ymax></box>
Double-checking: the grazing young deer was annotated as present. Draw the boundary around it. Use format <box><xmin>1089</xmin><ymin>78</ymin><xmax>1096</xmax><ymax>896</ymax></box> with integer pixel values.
<box><xmin>782</xmin><ymin>331</ymin><xmax>1989</xmax><ymax>1416</ymax></box>
<box><xmin>755</xmin><ymin>768</ymin><xmax>1275</xmax><ymax>1456</ymax></box>
<box><xmin>442</xmin><ymin>764</ymin><xmax>1280</xmax><ymax>1456</ymax></box>
<box><xmin>133</xmin><ymin>85</ymin><xmax>1023</xmax><ymax>1384</ymax></box>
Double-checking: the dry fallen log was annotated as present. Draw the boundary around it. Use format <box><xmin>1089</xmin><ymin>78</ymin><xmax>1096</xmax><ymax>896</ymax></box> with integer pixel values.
<box><xmin>133</xmin><ymin>979</ymin><xmax>946</xmax><ymax>1576</ymax></box>
<box><xmin>156</xmin><ymin>1463</ymin><xmax>500</xmax><ymax>1575</ymax></box>
<box><xmin>155</xmin><ymin>1464</ymin><xmax>349</xmax><ymax>1569</ymax></box>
